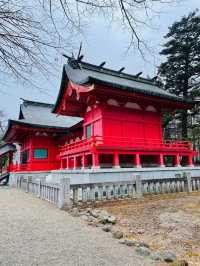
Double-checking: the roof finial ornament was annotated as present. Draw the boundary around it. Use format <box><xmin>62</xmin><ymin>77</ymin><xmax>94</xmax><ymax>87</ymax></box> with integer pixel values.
<box><xmin>151</xmin><ymin>76</ymin><xmax>158</xmax><ymax>82</ymax></box>
<box><xmin>78</xmin><ymin>55</ymin><xmax>84</xmax><ymax>62</ymax></box>
<box><xmin>118</xmin><ymin>67</ymin><xmax>125</xmax><ymax>73</ymax></box>
<box><xmin>135</xmin><ymin>72</ymin><xmax>143</xmax><ymax>78</ymax></box>
<box><xmin>77</xmin><ymin>42</ymin><xmax>83</xmax><ymax>60</ymax></box>
<box><xmin>99</xmin><ymin>61</ymin><xmax>106</xmax><ymax>68</ymax></box>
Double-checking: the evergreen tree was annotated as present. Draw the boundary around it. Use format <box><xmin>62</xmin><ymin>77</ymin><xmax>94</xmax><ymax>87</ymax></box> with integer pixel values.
<box><xmin>158</xmin><ymin>10</ymin><xmax>200</xmax><ymax>139</ymax></box>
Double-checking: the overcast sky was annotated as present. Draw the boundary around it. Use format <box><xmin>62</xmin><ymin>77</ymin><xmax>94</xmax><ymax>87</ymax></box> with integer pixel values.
<box><xmin>0</xmin><ymin>0</ymin><xmax>199</xmax><ymax>125</ymax></box>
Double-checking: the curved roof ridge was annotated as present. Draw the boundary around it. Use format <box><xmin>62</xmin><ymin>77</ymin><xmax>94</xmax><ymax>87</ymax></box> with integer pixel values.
<box><xmin>52</xmin><ymin>58</ymin><xmax>193</xmax><ymax>114</ymax></box>
<box><xmin>21</xmin><ymin>98</ymin><xmax>53</xmax><ymax>108</ymax></box>
<box><xmin>79</xmin><ymin>60</ymin><xmax>158</xmax><ymax>86</ymax></box>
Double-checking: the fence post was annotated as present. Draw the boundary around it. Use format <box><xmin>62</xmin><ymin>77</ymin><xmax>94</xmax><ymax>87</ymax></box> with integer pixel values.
<box><xmin>19</xmin><ymin>176</ymin><xmax>22</xmax><ymax>188</ymax></box>
<box><xmin>16</xmin><ymin>175</ymin><xmax>22</xmax><ymax>188</ymax></box>
<box><xmin>37</xmin><ymin>179</ymin><xmax>41</xmax><ymax>198</ymax></box>
<box><xmin>73</xmin><ymin>187</ymin><xmax>79</xmax><ymax>203</ymax></box>
<box><xmin>135</xmin><ymin>175</ymin><xmax>142</xmax><ymax>198</ymax></box>
<box><xmin>183</xmin><ymin>172</ymin><xmax>192</xmax><ymax>193</ymax></box>
<box><xmin>16</xmin><ymin>175</ymin><xmax>19</xmax><ymax>188</ymax></box>
<box><xmin>58</xmin><ymin>178</ymin><xmax>71</xmax><ymax>209</ymax></box>
<box><xmin>26</xmin><ymin>176</ymin><xmax>30</xmax><ymax>193</ymax></box>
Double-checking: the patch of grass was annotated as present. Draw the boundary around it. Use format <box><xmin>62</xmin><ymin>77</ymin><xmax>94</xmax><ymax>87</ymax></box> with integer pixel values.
<box><xmin>183</xmin><ymin>202</ymin><xmax>200</xmax><ymax>211</ymax></box>
<box><xmin>124</xmin><ymin>234</ymin><xmax>138</xmax><ymax>240</ymax></box>
<box><xmin>170</xmin><ymin>260</ymin><xmax>189</xmax><ymax>266</ymax></box>
<box><xmin>185</xmin><ymin>250</ymin><xmax>200</xmax><ymax>257</ymax></box>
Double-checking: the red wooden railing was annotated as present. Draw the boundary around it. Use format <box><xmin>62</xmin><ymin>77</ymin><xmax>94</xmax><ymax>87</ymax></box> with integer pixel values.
<box><xmin>60</xmin><ymin>136</ymin><xmax>192</xmax><ymax>154</ymax></box>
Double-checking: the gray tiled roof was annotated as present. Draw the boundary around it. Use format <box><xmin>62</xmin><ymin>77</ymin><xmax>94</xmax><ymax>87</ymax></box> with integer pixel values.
<box><xmin>65</xmin><ymin>62</ymin><xmax>177</xmax><ymax>100</ymax></box>
<box><xmin>19</xmin><ymin>100</ymin><xmax>82</xmax><ymax>128</ymax></box>
<box><xmin>53</xmin><ymin>58</ymin><xmax>192</xmax><ymax>113</ymax></box>
<box><xmin>0</xmin><ymin>143</ymin><xmax>16</xmax><ymax>157</ymax></box>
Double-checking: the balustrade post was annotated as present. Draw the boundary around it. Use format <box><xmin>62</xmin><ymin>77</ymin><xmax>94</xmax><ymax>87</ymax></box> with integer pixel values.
<box><xmin>58</xmin><ymin>178</ymin><xmax>71</xmax><ymax>209</ymax></box>
<box><xmin>82</xmin><ymin>186</ymin><xmax>88</xmax><ymax>202</ymax></box>
<box><xmin>26</xmin><ymin>176</ymin><xmax>31</xmax><ymax>193</ymax></box>
<box><xmin>37</xmin><ymin>179</ymin><xmax>41</xmax><ymax>198</ymax></box>
<box><xmin>183</xmin><ymin>172</ymin><xmax>192</xmax><ymax>193</ymax></box>
<box><xmin>135</xmin><ymin>175</ymin><xmax>142</xmax><ymax>198</ymax></box>
<box><xmin>73</xmin><ymin>187</ymin><xmax>79</xmax><ymax>203</ymax></box>
<box><xmin>89</xmin><ymin>185</ymin><xmax>95</xmax><ymax>201</ymax></box>
<box><xmin>16</xmin><ymin>175</ymin><xmax>20</xmax><ymax>188</ymax></box>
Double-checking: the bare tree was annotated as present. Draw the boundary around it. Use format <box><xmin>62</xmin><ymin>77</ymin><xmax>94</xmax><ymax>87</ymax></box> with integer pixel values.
<box><xmin>43</xmin><ymin>0</ymin><xmax>180</xmax><ymax>56</ymax></box>
<box><xmin>0</xmin><ymin>110</ymin><xmax>5</xmax><ymax>144</ymax></box>
<box><xmin>0</xmin><ymin>0</ymin><xmax>64</xmax><ymax>81</ymax></box>
<box><xmin>0</xmin><ymin>0</ymin><xmax>180</xmax><ymax>82</ymax></box>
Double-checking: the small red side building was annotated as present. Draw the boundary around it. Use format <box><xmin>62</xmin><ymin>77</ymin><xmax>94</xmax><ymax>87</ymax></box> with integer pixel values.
<box><xmin>3</xmin><ymin>100</ymin><xmax>81</xmax><ymax>171</ymax></box>
<box><xmin>3</xmin><ymin>57</ymin><xmax>197</xmax><ymax>171</ymax></box>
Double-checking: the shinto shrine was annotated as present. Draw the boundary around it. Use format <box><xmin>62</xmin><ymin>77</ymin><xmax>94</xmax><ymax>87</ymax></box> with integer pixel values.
<box><xmin>2</xmin><ymin>57</ymin><xmax>197</xmax><ymax>171</ymax></box>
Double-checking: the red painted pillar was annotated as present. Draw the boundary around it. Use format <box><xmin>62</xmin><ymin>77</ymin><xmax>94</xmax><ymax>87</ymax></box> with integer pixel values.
<box><xmin>135</xmin><ymin>153</ymin><xmax>141</xmax><ymax>168</ymax></box>
<box><xmin>92</xmin><ymin>153</ymin><xmax>100</xmax><ymax>169</ymax></box>
<box><xmin>113</xmin><ymin>153</ymin><xmax>120</xmax><ymax>168</ymax></box>
<box><xmin>175</xmin><ymin>154</ymin><xmax>181</xmax><ymax>167</ymax></box>
<box><xmin>188</xmin><ymin>154</ymin><xmax>194</xmax><ymax>167</ymax></box>
<box><xmin>159</xmin><ymin>154</ymin><xmax>165</xmax><ymax>167</ymax></box>
<box><xmin>60</xmin><ymin>159</ymin><xmax>64</xmax><ymax>169</ymax></box>
<box><xmin>82</xmin><ymin>154</ymin><xmax>88</xmax><ymax>169</ymax></box>
<box><xmin>73</xmin><ymin>156</ymin><xmax>77</xmax><ymax>169</ymax></box>
<box><xmin>66</xmin><ymin>157</ymin><xmax>69</xmax><ymax>169</ymax></box>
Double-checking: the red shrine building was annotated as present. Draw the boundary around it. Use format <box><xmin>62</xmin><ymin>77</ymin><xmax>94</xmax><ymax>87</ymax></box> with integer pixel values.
<box><xmin>3</xmin><ymin>100</ymin><xmax>81</xmax><ymax>171</ymax></box>
<box><xmin>3</xmin><ymin>57</ymin><xmax>197</xmax><ymax>171</ymax></box>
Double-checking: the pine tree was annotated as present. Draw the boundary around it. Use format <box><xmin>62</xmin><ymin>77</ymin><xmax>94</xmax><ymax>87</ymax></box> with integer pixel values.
<box><xmin>158</xmin><ymin>10</ymin><xmax>200</xmax><ymax>139</ymax></box>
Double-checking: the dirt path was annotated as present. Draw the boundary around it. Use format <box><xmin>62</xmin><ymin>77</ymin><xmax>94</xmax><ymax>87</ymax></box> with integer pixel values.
<box><xmin>0</xmin><ymin>187</ymin><xmax>153</xmax><ymax>266</ymax></box>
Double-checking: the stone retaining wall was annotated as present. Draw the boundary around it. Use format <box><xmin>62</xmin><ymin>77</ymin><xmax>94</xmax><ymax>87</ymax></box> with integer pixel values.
<box><xmin>48</xmin><ymin>167</ymin><xmax>200</xmax><ymax>185</ymax></box>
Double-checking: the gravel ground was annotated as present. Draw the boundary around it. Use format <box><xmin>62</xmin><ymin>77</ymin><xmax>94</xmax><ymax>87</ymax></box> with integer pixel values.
<box><xmin>102</xmin><ymin>192</ymin><xmax>200</xmax><ymax>266</ymax></box>
<box><xmin>0</xmin><ymin>187</ymin><xmax>153</xmax><ymax>266</ymax></box>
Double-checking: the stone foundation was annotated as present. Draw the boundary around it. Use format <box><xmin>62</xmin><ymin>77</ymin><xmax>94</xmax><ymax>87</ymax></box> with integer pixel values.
<box><xmin>47</xmin><ymin>167</ymin><xmax>200</xmax><ymax>185</ymax></box>
<box><xmin>9</xmin><ymin>167</ymin><xmax>200</xmax><ymax>186</ymax></box>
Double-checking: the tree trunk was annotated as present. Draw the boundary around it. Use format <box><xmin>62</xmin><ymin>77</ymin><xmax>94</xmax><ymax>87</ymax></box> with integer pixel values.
<box><xmin>181</xmin><ymin>110</ymin><xmax>188</xmax><ymax>139</ymax></box>
<box><xmin>182</xmin><ymin>51</ymin><xmax>190</xmax><ymax>140</ymax></box>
